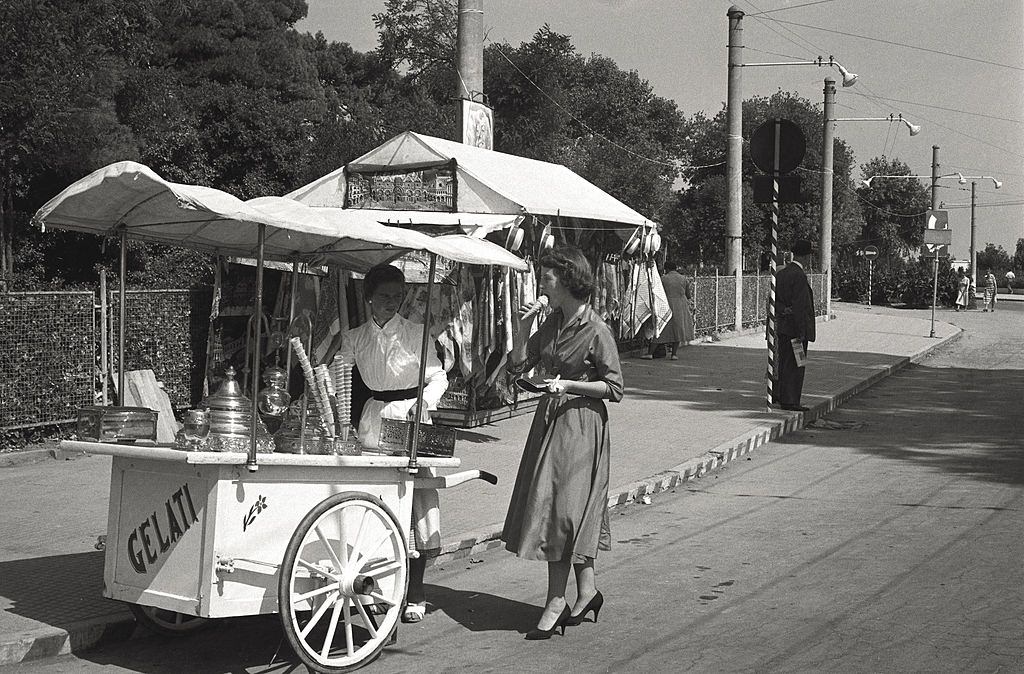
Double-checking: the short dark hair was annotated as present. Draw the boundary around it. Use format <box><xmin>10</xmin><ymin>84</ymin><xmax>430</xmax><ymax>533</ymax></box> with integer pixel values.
<box><xmin>363</xmin><ymin>264</ymin><xmax>405</xmax><ymax>297</ymax></box>
<box><xmin>539</xmin><ymin>245</ymin><xmax>594</xmax><ymax>300</ymax></box>
<box><xmin>664</xmin><ymin>260</ymin><xmax>678</xmax><ymax>272</ymax></box>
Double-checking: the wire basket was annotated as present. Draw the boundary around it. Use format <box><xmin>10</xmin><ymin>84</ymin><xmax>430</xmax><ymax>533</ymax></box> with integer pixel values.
<box><xmin>377</xmin><ymin>418</ymin><xmax>456</xmax><ymax>458</ymax></box>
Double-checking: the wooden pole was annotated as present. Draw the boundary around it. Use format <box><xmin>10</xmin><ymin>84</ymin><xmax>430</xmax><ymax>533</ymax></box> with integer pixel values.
<box><xmin>409</xmin><ymin>253</ymin><xmax>437</xmax><ymax>473</ymax></box>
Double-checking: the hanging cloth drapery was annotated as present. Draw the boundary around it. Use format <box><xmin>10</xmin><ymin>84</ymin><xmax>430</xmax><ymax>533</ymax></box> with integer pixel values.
<box><xmin>621</xmin><ymin>261</ymin><xmax>672</xmax><ymax>339</ymax></box>
<box><xmin>455</xmin><ymin>264</ymin><xmax>475</xmax><ymax>380</ymax></box>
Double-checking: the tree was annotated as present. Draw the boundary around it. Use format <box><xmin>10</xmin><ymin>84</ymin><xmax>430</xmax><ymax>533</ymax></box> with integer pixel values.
<box><xmin>854</xmin><ymin>156</ymin><xmax>930</xmax><ymax>264</ymax></box>
<box><xmin>667</xmin><ymin>91</ymin><xmax>859</xmax><ymax>270</ymax></box>
<box><xmin>0</xmin><ymin>0</ymin><xmax>157</xmax><ymax>288</ymax></box>
<box><xmin>372</xmin><ymin>2</ymin><xmax>686</xmax><ymax>220</ymax></box>
<box><xmin>976</xmin><ymin>243</ymin><xmax>1011</xmax><ymax>276</ymax></box>
<box><xmin>1013</xmin><ymin>238</ymin><xmax>1024</xmax><ymax>273</ymax></box>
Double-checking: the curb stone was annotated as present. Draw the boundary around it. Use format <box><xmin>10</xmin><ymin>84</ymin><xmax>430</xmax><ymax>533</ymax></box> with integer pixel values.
<box><xmin>0</xmin><ymin>615</ymin><xmax>136</xmax><ymax>666</ymax></box>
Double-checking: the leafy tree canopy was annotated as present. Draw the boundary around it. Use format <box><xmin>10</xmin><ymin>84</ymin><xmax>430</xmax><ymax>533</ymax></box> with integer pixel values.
<box><xmin>665</xmin><ymin>91</ymin><xmax>859</xmax><ymax>271</ymax></box>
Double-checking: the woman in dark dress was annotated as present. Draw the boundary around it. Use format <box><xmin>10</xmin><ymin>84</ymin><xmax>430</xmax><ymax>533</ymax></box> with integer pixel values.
<box><xmin>502</xmin><ymin>246</ymin><xmax>624</xmax><ymax>639</ymax></box>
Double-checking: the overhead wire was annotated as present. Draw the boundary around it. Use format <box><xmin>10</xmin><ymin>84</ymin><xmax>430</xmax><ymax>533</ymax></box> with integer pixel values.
<box><xmin>745</xmin><ymin>0</ymin><xmax>840</xmax><ymax>16</ymax></box>
<box><xmin>762</xmin><ymin>17</ymin><xmax>1024</xmax><ymax>71</ymax></box>
<box><xmin>861</xmin><ymin>96</ymin><xmax>1023</xmax><ymax>125</ymax></box>
<box><xmin>745</xmin><ymin>3</ymin><xmax>1023</xmax><ymax>165</ymax></box>
<box><xmin>793</xmin><ymin>166</ymin><xmax>930</xmax><ymax>219</ymax></box>
<box><xmin>487</xmin><ymin>40</ymin><xmax>725</xmax><ymax>173</ymax></box>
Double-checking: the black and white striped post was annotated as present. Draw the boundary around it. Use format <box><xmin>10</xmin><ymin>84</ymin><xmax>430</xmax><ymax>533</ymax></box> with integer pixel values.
<box><xmin>749</xmin><ymin>118</ymin><xmax>805</xmax><ymax>412</ymax></box>
<box><xmin>765</xmin><ymin>122</ymin><xmax>782</xmax><ymax>412</ymax></box>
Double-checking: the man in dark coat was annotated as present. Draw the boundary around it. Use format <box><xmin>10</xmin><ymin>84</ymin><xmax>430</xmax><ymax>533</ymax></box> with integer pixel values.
<box><xmin>773</xmin><ymin>239</ymin><xmax>816</xmax><ymax>411</ymax></box>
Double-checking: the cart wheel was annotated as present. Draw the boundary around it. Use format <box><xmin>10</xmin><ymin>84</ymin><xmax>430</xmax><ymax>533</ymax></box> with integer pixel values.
<box><xmin>127</xmin><ymin>603</ymin><xmax>211</xmax><ymax>637</ymax></box>
<box><xmin>279</xmin><ymin>492</ymin><xmax>408</xmax><ymax>673</ymax></box>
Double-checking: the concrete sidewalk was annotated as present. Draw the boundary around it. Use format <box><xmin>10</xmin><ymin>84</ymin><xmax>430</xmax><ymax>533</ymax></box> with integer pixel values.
<box><xmin>0</xmin><ymin>303</ymin><xmax>961</xmax><ymax>667</ymax></box>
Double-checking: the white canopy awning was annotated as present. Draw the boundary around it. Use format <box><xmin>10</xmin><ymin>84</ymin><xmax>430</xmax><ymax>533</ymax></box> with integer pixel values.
<box><xmin>285</xmin><ymin>131</ymin><xmax>657</xmax><ymax>231</ymax></box>
<box><xmin>32</xmin><ymin>161</ymin><xmax>528</xmax><ymax>273</ymax></box>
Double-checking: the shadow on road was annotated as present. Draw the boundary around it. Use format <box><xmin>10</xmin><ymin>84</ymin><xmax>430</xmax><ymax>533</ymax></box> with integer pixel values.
<box><xmin>424</xmin><ymin>582</ymin><xmax>537</xmax><ymax>633</ymax></box>
<box><xmin>781</xmin><ymin>362</ymin><xmax>1024</xmax><ymax>486</ymax></box>
<box><xmin>0</xmin><ymin>552</ymin><xmax>127</xmax><ymax>631</ymax></box>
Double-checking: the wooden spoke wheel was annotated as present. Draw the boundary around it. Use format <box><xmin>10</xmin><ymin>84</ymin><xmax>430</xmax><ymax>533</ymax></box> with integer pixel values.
<box><xmin>279</xmin><ymin>493</ymin><xmax>408</xmax><ymax>673</ymax></box>
<box><xmin>127</xmin><ymin>603</ymin><xmax>211</xmax><ymax>637</ymax></box>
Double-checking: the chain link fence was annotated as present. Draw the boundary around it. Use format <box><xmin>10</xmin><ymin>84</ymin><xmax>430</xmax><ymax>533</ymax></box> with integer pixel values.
<box><xmin>1</xmin><ymin>288</ymin><xmax>212</xmax><ymax>430</ymax></box>
<box><xmin>109</xmin><ymin>289</ymin><xmax>212</xmax><ymax>410</ymax></box>
<box><xmin>2</xmin><ymin>275</ymin><xmax>824</xmax><ymax>430</ymax></box>
<box><xmin>692</xmin><ymin>272</ymin><xmax>826</xmax><ymax>337</ymax></box>
<box><xmin>0</xmin><ymin>292</ymin><xmax>96</xmax><ymax>428</ymax></box>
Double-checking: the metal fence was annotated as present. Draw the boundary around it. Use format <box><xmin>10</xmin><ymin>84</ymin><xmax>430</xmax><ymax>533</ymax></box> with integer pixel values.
<box><xmin>1</xmin><ymin>274</ymin><xmax>825</xmax><ymax>430</ymax></box>
<box><xmin>1</xmin><ymin>288</ymin><xmax>211</xmax><ymax>430</ymax></box>
<box><xmin>0</xmin><ymin>291</ymin><xmax>96</xmax><ymax>429</ymax></box>
<box><xmin>109</xmin><ymin>289</ymin><xmax>212</xmax><ymax>410</ymax></box>
<box><xmin>692</xmin><ymin>272</ymin><xmax>826</xmax><ymax>336</ymax></box>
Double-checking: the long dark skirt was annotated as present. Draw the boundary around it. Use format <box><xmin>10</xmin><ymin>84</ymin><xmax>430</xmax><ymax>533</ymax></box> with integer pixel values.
<box><xmin>501</xmin><ymin>394</ymin><xmax>612</xmax><ymax>562</ymax></box>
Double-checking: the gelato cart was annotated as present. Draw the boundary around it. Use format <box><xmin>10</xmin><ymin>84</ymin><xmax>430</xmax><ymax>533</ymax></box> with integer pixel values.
<box><xmin>34</xmin><ymin>162</ymin><xmax>528</xmax><ymax>672</ymax></box>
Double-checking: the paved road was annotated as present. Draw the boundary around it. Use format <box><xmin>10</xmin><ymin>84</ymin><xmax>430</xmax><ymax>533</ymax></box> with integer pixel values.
<box><xmin>11</xmin><ymin>304</ymin><xmax>1021</xmax><ymax>673</ymax></box>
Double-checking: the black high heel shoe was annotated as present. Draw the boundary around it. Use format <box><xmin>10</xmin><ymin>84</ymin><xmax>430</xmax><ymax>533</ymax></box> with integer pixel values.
<box><xmin>525</xmin><ymin>605</ymin><xmax>571</xmax><ymax>640</ymax></box>
<box><xmin>564</xmin><ymin>590</ymin><xmax>604</xmax><ymax>626</ymax></box>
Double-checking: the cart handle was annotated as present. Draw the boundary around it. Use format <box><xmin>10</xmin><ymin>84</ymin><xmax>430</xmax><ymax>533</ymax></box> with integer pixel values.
<box><xmin>414</xmin><ymin>469</ymin><xmax>498</xmax><ymax>490</ymax></box>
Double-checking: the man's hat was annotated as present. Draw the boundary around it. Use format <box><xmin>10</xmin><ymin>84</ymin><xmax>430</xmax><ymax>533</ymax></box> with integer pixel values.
<box><xmin>791</xmin><ymin>239</ymin><xmax>814</xmax><ymax>256</ymax></box>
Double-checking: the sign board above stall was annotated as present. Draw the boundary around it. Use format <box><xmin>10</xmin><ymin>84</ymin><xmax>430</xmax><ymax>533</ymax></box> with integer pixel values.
<box><xmin>345</xmin><ymin>163</ymin><xmax>456</xmax><ymax>212</ymax></box>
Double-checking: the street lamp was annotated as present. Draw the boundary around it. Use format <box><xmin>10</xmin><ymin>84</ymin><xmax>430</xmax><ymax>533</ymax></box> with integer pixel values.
<box><xmin>829</xmin><ymin>114</ymin><xmax>921</xmax><ymax>136</ymax></box>
<box><xmin>739</xmin><ymin>55</ymin><xmax>859</xmax><ymax>87</ymax></box>
<box><xmin>862</xmin><ymin>173</ymin><xmax>1002</xmax><ymax>188</ymax></box>
<box><xmin>726</xmin><ymin>6</ymin><xmax>859</xmax><ymax>330</ymax></box>
<box><xmin>821</xmin><ymin>98</ymin><xmax>919</xmax><ymax>320</ymax></box>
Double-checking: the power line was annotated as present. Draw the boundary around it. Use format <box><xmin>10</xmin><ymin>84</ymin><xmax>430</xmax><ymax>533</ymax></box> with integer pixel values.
<box><xmin>794</xmin><ymin>167</ymin><xmax>930</xmax><ymax>218</ymax></box>
<box><xmin>764</xmin><ymin>17</ymin><xmax>1024</xmax><ymax>71</ymax></box>
<box><xmin>746</xmin><ymin>0</ymin><xmax>840</xmax><ymax>16</ymax></box>
<box><xmin>846</xmin><ymin>87</ymin><xmax>1024</xmax><ymax>161</ymax></box>
<box><xmin>937</xmin><ymin>199</ymin><xmax>1024</xmax><ymax>206</ymax></box>
<box><xmin>488</xmin><ymin>41</ymin><xmax>724</xmax><ymax>172</ymax></box>
<box><xmin>865</xmin><ymin>96</ymin><xmax>1023</xmax><ymax>125</ymax></box>
<box><xmin>741</xmin><ymin>0</ymin><xmax>822</xmax><ymax>57</ymax></box>
<box><xmin>947</xmin><ymin>163</ymin><xmax>1024</xmax><ymax>179</ymax></box>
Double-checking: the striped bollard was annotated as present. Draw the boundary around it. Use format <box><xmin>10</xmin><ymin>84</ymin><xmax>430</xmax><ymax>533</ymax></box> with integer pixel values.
<box><xmin>765</xmin><ymin>176</ymin><xmax>779</xmax><ymax>411</ymax></box>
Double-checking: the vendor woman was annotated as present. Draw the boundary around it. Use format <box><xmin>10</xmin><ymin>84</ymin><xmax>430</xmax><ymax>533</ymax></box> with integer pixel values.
<box><xmin>324</xmin><ymin>263</ymin><xmax>448</xmax><ymax>623</ymax></box>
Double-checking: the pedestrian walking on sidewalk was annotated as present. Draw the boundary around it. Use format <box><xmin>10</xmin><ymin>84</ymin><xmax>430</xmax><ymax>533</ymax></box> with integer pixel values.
<box><xmin>1005</xmin><ymin>270</ymin><xmax>1015</xmax><ymax>295</ymax></box>
<box><xmin>502</xmin><ymin>245</ymin><xmax>624</xmax><ymax>640</ymax></box>
<box><xmin>955</xmin><ymin>269</ymin><xmax>969</xmax><ymax>311</ymax></box>
<box><xmin>646</xmin><ymin>260</ymin><xmax>694</xmax><ymax>360</ymax></box>
<box><xmin>773</xmin><ymin>239</ymin><xmax>816</xmax><ymax>411</ymax></box>
<box><xmin>983</xmin><ymin>269</ymin><xmax>998</xmax><ymax>311</ymax></box>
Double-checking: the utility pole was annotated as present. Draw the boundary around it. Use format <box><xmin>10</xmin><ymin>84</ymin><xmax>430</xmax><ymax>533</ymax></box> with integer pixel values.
<box><xmin>820</xmin><ymin>77</ymin><xmax>836</xmax><ymax>320</ymax></box>
<box><xmin>929</xmin><ymin>145</ymin><xmax>939</xmax><ymax>338</ymax></box>
<box><xmin>455</xmin><ymin>0</ymin><xmax>484</xmax><ymax>141</ymax></box>
<box><xmin>726</xmin><ymin>6</ymin><xmax>744</xmax><ymax>330</ymax></box>
<box><xmin>970</xmin><ymin>181</ymin><xmax>977</xmax><ymax>280</ymax></box>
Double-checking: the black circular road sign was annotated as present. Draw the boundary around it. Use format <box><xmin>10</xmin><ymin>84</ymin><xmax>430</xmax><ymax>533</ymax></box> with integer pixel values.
<box><xmin>750</xmin><ymin>119</ymin><xmax>806</xmax><ymax>175</ymax></box>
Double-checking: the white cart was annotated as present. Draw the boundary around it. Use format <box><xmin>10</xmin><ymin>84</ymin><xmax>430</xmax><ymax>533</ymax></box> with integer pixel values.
<box><xmin>38</xmin><ymin>163</ymin><xmax>528</xmax><ymax>671</ymax></box>
<box><xmin>63</xmin><ymin>441</ymin><xmax>490</xmax><ymax>672</ymax></box>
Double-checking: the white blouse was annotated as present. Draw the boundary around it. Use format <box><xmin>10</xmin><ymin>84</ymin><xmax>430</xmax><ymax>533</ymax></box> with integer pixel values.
<box><xmin>338</xmin><ymin>313</ymin><xmax>448</xmax><ymax>448</ymax></box>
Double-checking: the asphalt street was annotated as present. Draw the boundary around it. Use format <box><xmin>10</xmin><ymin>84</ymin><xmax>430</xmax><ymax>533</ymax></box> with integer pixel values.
<box><xmin>7</xmin><ymin>303</ymin><xmax>1022</xmax><ymax>673</ymax></box>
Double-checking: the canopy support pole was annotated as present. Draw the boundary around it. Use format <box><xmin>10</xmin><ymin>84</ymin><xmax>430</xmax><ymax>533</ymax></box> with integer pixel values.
<box><xmin>247</xmin><ymin>223</ymin><xmax>266</xmax><ymax>472</ymax></box>
<box><xmin>286</xmin><ymin>259</ymin><xmax>299</xmax><ymax>383</ymax></box>
<box><xmin>409</xmin><ymin>252</ymin><xmax>437</xmax><ymax>474</ymax></box>
<box><xmin>118</xmin><ymin>228</ymin><xmax>127</xmax><ymax>400</ymax></box>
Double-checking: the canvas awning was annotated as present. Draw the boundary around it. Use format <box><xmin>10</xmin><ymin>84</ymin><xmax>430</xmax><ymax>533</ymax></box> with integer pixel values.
<box><xmin>32</xmin><ymin>161</ymin><xmax>528</xmax><ymax>273</ymax></box>
<box><xmin>285</xmin><ymin>131</ymin><xmax>657</xmax><ymax>232</ymax></box>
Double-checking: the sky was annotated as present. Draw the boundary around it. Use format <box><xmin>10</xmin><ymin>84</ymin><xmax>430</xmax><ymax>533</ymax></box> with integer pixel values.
<box><xmin>296</xmin><ymin>0</ymin><xmax>1024</xmax><ymax>261</ymax></box>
